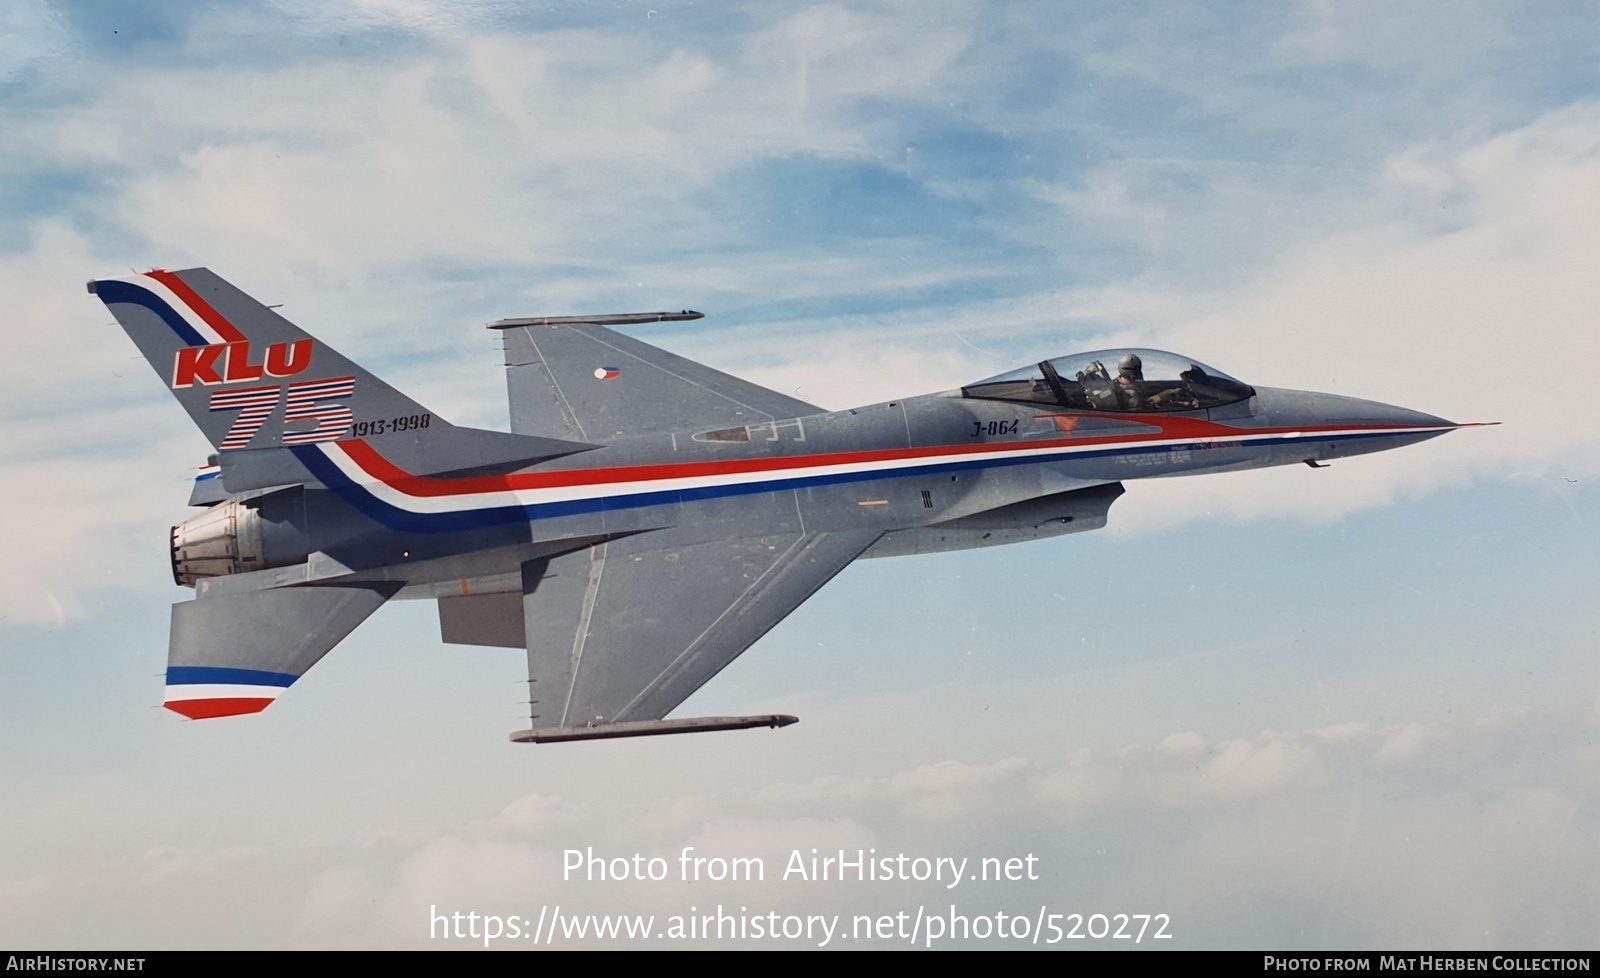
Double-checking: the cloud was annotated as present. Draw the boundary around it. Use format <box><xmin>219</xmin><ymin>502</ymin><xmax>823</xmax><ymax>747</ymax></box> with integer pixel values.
<box><xmin>1159</xmin><ymin>731</ymin><xmax>1208</xmax><ymax>756</ymax></box>
<box><xmin>383</xmin><ymin>836</ymin><xmax>561</xmax><ymax>932</ymax></box>
<box><xmin>2</xmin><ymin>2</ymin><xmax>1596</xmax><ymax>954</ymax></box>
<box><xmin>348</xmin><ymin>700</ymin><xmax>1600</xmax><ymax>945</ymax></box>
<box><xmin>1309</xmin><ymin>721</ymin><xmax>1372</xmax><ymax>745</ymax></box>
<box><xmin>4</xmin><ymin>9</ymin><xmax>1593</xmax><ymax>628</ymax></box>
<box><xmin>293</xmin><ymin>865</ymin><xmax>382</xmax><ymax>934</ymax></box>
<box><xmin>1</xmin><ymin>667</ymin><xmax>1594</xmax><ymax>948</ymax></box>
<box><xmin>887</xmin><ymin>756</ymin><xmax>1027</xmax><ymax>820</ymax></box>
<box><xmin>1205</xmin><ymin>736</ymin><xmax>1323</xmax><ymax>799</ymax></box>
<box><xmin>0</xmin><ymin>4</ymin><xmax>983</xmax><ymax>618</ymax></box>
<box><xmin>1376</xmin><ymin>723</ymin><xmax>1428</xmax><ymax>764</ymax></box>
<box><xmin>480</xmin><ymin>793</ymin><xmax>584</xmax><ymax>838</ymax></box>
<box><xmin>0</xmin><ymin>1</ymin><xmax>69</xmax><ymax>82</ymax></box>
<box><xmin>1096</xmin><ymin>102</ymin><xmax>1600</xmax><ymax>530</ymax></box>
<box><xmin>0</xmin><ymin>872</ymin><xmax>51</xmax><ymax>909</ymax></box>
<box><xmin>138</xmin><ymin>844</ymin><xmax>262</xmax><ymax>884</ymax></box>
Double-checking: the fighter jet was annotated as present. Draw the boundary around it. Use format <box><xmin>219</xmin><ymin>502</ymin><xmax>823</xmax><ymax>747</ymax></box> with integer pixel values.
<box><xmin>92</xmin><ymin>268</ymin><xmax>1461</xmax><ymax>743</ymax></box>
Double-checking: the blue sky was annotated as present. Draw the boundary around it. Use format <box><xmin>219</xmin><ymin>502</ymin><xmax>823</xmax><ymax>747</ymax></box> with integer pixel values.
<box><xmin>2</xmin><ymin>0</ymin><xmax>1597</xmax><ymax>949</ymax></box>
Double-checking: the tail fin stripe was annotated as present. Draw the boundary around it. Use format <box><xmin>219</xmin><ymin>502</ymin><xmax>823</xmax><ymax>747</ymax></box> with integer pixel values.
<box><xmin>94</xmin><ymin>279</ymin><xmax>209</xmax><ymax>346</ymax></box>
<box><xmin>97</xmin><ymin>272</ymin><xmax>244</xmax><ymax>346</ymax></box>
<box><xmin>145</xmin><ymin>269</ymin><xmax>248</xmax><ymax>344</ymax></box>
<box><xmin>166</xmin><ymin>666</ymin><xmax>297</xmax><ymax>687</ymax></box>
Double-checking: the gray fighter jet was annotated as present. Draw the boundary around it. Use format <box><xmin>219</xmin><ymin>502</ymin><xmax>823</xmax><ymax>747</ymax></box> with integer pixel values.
<box><xmin>92</xmin><ymin>268</ymin><xmax>1461</xmax><ymax>743</ymax></box>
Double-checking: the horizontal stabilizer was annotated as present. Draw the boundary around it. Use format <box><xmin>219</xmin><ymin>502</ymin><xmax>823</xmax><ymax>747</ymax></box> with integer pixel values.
<box><xmin>165</xmin><ymin>582</ymin><xmax>398</xmax><ymax>719</ymax></box>
<box><xmin>188</xmin><ymin>459</ymin><xmax>229</xmax><ymax>506</ymax></box>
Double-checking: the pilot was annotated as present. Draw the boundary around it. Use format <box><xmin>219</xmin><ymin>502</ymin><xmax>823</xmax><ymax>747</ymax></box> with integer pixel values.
<box><xmin>1114</xmin><ymin>353</ymin><xmax>1145</xmax><ymax>410</ymax></box>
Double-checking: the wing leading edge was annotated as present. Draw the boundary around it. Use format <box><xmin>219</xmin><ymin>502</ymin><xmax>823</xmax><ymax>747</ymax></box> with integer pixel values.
<box><xmin>512</xmin><ymin>529</ymin><xmax>881</xmax><ymax>741</ymax></box>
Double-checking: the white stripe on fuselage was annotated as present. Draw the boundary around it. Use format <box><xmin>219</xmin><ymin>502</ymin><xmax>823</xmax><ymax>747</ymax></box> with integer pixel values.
<box><xmin>314</xmin><ymin>425</ymin><xmax>1450</xmax><ymax>517</ymax></box>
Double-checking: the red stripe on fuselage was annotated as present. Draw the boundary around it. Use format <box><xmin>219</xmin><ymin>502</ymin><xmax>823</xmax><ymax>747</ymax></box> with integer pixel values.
<box><xmin>146</xmin><ymin>269</ymin><xmax>249</xmax><ymax>344</ymax></box>
<box><xmin>336</xmin><ymin>416</ymin><xmax>1445</xmax><ymax>500</ymax></box>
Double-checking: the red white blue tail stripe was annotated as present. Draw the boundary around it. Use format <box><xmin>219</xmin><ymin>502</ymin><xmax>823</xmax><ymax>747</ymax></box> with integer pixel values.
<box><xmin>164</xmin><ymin>666</ymin><xmax>295</xmax><ymax>720</ymax></box>
<box><xmin>96</xmin><ymin>270</ymin><xmax>249</xmax><ymax>347</ymax></box>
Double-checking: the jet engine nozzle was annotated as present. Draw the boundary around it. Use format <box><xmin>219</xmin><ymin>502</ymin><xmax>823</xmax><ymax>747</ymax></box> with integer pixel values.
<box><xmin>170</xmin><ymin>498</ymin><xmax>267</xmax><ymax>586</ymax></box>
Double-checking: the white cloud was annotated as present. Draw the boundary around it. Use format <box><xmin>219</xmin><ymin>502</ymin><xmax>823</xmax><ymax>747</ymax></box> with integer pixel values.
<box><xmin>0</xmin><ymin>872</ymin><xmax>50</xmax><ymax>909</ymax></box>
<box><xmin>138</xmin><ymin>844</ymin><xmax>262</xmax><ymax>884</ymax></box>
<box><xmin>0</xmin><ymin>0</ymin><xmax>68</xmax><ymax>81</ymax></box>
<box><xmin>1159</xmin><ymin>731</ymin><xmax>1208</xmax><ymax>756</ymax></box>
<box><xmin>487</xmin><ymin>793</ymin><xmax>585</xmax><ymax>836</ymax></box>
<box><xmin>383</xmin><ymin>836</ymin><xmax>559</xmax><ymax>933</ymax></box>
<box><xmin>1309</xmin><ymin>721</ymin><xmax>1372</xmax><ymax>744</ymax></box>
<box><xmin>293</xmin><ymin>865</ymin><xmax>382</xmax><ymax>933</ymax></box>
<box><xmin>1030</xmin><ymin>173</ymin><xmax>1171</xmax><ymax>252</ymax></box>
<box><xmin>1205</xmin><ymin>737</ymin><xmax>1323</xmax><ymax>799</ymax></box>
<box><xmin>1096</xmin><ymin>103</ymin><xmax>1600</xmax><ymax>530</ymax></box>
<box><xmin>1375</xmin><ymin>723</ymin><xmax>1428</xmax><ymax>765</ymax></box>
<box><xmin>887</xmin><ymin>756</ymin><xmax>1027</xmax><ymax>820</ymax></box>
<box><xmin>2</xmin><ymin>2</ymin><xmax>1596</xmax><ymax>954</ymax></box>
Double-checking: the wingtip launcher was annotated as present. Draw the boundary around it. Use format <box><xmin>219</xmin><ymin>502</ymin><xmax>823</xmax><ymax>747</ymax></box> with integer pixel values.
<box><xmin>510</xmin><ymin>714</ymin><xmax>798</xmax><ymax>744</ymax></box>
<box><xmin>488</xmin><ymin>310</ymin><xmax>704</xmax><ymax>330</ymax></box>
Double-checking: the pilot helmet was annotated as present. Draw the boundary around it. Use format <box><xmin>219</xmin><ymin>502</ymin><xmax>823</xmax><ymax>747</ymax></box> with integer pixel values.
<box><xmin>1117</xmin><ymin>353</ymin><xmax>1142</xmax><ymax>377</ymax></box>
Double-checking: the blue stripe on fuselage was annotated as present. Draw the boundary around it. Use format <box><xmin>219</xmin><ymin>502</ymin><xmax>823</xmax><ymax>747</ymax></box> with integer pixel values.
<box><xmin>299</xmin><ymin>428</ymin><xmax>1420</xmax><ymax>534</ymax></box>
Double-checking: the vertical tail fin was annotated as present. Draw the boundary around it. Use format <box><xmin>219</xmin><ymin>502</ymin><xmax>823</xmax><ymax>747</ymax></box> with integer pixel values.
<box><xmin>91</xmin><ymin>268</ymin><xmax>443</xmax><ymax>454</ymax></box>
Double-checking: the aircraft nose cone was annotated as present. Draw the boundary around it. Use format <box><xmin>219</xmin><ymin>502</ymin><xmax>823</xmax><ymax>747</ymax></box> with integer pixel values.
<box><xmin>1252</xmin><ymin>387</ymin><xmax>1454</xmax><ymax>430</ymax></box>
<box><xmin>1314</xmin><ymin>393</ymin><xmax>1453</xmax><ymax>429</ymax></box>
<box><xmin>1248</xmin><ymin>387</ymin><xmax>1457</xmax><ymax>463</ymax></box>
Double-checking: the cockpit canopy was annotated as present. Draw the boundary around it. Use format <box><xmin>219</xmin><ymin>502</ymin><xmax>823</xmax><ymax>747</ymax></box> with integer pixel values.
<box><xmin>962</xmin><ymin>348</ymin><xmax>1254</xmax><ymax>414</ymax></box>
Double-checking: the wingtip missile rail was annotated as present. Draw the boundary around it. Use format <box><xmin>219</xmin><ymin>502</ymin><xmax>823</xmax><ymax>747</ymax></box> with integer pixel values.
<box><xmin>510</xmin><ymin>714</ymin><xmax>799</xmax><ymax>744</ymax></box>
<box><xmin>488</xmin><ymin>310</ymin><xmax>704</xmax><ymax>330</ymax></box>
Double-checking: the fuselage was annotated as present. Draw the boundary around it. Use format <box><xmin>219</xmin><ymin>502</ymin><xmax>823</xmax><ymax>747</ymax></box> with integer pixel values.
<box><xmin>179</xmin><ymin>381</ymin><xmax>1455</xmax><ymax>603</ymax></box>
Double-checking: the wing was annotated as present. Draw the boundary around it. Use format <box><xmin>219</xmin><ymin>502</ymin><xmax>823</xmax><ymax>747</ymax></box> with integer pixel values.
<box><xmin>495</xmin><ymin>320</ymin><xmax>819</xmax><ymax>441</ymax></box>
<box><xmin>515</xmin><ymin>529</ymin><xmax>880</xmax><ymax>736</ymax></box>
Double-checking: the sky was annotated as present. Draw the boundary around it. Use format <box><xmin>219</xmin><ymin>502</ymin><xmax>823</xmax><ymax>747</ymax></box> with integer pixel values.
<box><xmin>1</xmin><ymin>0</ymin><xmax>1598</xmax><ymax>950</ymax></box>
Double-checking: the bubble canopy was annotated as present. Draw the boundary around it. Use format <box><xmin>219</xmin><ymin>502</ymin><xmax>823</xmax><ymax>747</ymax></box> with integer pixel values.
<box><xmin>962</xmin><ymin>348</ymin><xmax>1254</xmax><ymax>413</ymax></box>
